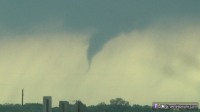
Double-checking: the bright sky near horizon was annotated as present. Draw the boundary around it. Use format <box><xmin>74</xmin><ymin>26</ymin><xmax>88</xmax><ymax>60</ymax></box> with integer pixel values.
<box><xmin>0</xmin><ymin>0</ymin><xmax>200</xmax><ymax>106</ymax></box>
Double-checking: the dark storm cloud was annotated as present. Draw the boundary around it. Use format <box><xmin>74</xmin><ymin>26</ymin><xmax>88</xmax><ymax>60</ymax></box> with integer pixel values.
<box><xmin>1</xmin><ymin>0</ymin><xmax>200</xmax><ymax>67</ymax></box>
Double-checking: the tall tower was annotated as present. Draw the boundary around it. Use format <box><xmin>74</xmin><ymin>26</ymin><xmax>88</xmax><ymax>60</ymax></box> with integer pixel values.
<box><xmin>43</xmin><ymin>96</ymin><xmax>52</xmax><ymax>112</ymax></box>
<box><xmin>59</xmin><ymin>101</ymin><xmax>70</xmax><ymax>112</ymax></box>
<box><xmin>22</xmin><ymin>89</ymin><xmax>24</xmax><ymax>112</ymax></box>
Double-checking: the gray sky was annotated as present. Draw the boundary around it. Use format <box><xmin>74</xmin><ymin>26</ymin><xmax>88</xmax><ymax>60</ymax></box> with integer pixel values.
<box><xmin>0</xmin><ymin>0</ymin><xmax>200</xmax><ymax>106</ymax></box>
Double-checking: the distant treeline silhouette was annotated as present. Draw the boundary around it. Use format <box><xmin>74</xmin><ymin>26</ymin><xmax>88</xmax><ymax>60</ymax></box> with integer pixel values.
<box><xmin>0</xmin><ymin>98</ymin><xmax>199</xmax><ymax>112</ymax></box>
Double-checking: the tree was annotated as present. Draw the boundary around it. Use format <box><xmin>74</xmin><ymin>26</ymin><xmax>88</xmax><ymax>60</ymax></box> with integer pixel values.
<box><xmin>97</xmin><ymin>102</ymin><xmax>106</xmax><ymax>106</ymax></box>
<box><xmin>110</xmin><ymin>98</ymin><xmax>129</xmax><ymax>106</ymax></box>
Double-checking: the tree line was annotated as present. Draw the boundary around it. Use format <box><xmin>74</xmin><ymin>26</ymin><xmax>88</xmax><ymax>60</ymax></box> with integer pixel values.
<box><xmin>0</xmin><ymin>98</ymin><xmax>199</xmax><ymax>112</ymax></box>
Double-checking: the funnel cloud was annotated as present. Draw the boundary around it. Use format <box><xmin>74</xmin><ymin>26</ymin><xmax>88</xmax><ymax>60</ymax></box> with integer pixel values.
<box><xmin>1</xmin><ymin>0</ymin><xmax>200</xmax><ymax>68</ymax></box>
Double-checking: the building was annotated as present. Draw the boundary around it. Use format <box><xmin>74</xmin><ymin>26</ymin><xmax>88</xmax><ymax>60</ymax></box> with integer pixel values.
<box><xmin>75</xmin><ymin>100</ymin><xmax>87</xmax><ymax>112</ymax></box>
<box><xmin>43</xmin><ymin>96</ymin><xmax>52</xmax><ymax>112</ymax></box>
<box><xmin>59</xmin><ymin>101</ymin><xmax>70</xmax><ymax>112</ymax></box>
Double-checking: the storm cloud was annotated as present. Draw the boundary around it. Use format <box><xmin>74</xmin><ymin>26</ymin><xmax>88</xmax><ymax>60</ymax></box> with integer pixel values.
<box><xmin>1</xmin><ymin>0</ymin><xmax>200</xmax><ymax>106</ymax></box>
<box><xmin>1</xmin><ymin>0</ymin><xmax>200</xmax><ymax>67</ymax></box>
